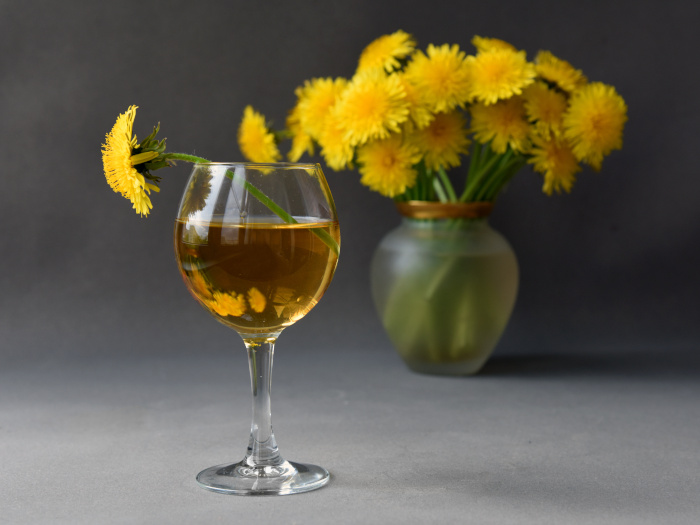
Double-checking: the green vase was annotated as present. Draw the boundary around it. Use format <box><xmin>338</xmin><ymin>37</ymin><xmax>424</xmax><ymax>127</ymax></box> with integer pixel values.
<box><xmin>370</xmin><ymin>204</ymin><xmax>518</xmax><ymax>376</ymax></box>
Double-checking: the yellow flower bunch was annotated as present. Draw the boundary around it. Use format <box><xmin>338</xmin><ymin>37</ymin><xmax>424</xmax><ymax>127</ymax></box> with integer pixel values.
<box><xmin>101</xmin><ymin>106</ymin><xmax>216</xmax><ymax>217</ymax></box>
<box><xmin>102</xmin><ymin>106</ymin><xmax>163</xmax><ymax>216</ymax></box>
<box><xmin>237</xmin><ymin>31</ymin><xmax>627</xmax><ymax>199</ymax></box>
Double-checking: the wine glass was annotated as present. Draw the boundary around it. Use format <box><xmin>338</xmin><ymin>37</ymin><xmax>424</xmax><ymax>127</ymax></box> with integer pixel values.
<box><xmin>174</xmin><ymin>162</ymin><xmax>340</xmax><ymax>495</ymax></box>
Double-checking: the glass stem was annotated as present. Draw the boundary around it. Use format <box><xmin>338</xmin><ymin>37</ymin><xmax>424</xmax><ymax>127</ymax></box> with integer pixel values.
<box><xmin>243</xmin><ymin>339</ymin><xmax>283</xmax><ymax>468</ymax></box>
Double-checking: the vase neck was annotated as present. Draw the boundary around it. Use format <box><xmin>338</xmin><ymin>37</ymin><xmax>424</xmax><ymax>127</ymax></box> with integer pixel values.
<box><xmin>401</xmin><ymin>217</ymin><xmax>490</xmax><ymax>231</ymax></box>
<box><xmin>395</xmin><ymin>200</ymin><xmax>493</xmax><ymax>220</ymax></box>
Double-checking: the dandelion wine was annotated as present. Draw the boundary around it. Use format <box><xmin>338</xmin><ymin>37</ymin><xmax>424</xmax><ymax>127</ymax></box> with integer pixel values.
<box><xmin>175</xmin><ymin>219</ymin><xmax>340</xmax><ymax>336</ymax></box>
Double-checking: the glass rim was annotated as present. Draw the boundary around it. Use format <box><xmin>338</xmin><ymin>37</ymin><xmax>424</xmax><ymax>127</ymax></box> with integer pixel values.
<box><xmin>193</xmin><ymin>161</ymin><xmax>321</xmax><ymax>170</ymax></box>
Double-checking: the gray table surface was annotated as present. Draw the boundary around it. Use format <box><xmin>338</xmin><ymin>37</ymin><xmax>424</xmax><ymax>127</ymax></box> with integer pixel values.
<box><xmin>2</xmin><ymin>343</ymin><xmax>699</xmax><ymax>524</ymax></box>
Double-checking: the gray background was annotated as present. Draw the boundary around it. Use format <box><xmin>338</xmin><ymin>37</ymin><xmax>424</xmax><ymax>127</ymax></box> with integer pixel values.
<box><xmin>2</xmin><ymin>0</ymin><xmax>699</xmax><ymax>361</ymax></box>
<box><xmin>2</xmin><ymin>1</ymin><xmax>700</xmax><ymax>523</ymax></box>
<box><xmin>2</xmin><ymin>0</ymin><xmax>699</xmax><ymax>362</ymax></box>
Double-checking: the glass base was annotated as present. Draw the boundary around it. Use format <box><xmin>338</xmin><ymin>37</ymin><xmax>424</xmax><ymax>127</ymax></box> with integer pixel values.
<box><xmin>196</xmin><ymin>459</ymin><xmax>330</xmax><ymax>495</ymax></box>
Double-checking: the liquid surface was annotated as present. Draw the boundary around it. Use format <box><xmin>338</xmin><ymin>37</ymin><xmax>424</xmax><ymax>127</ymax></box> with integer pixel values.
<box><xmin>175</xmin><ymin>219</ymin><xmax>340</xmax><ymax>336</ymax></box>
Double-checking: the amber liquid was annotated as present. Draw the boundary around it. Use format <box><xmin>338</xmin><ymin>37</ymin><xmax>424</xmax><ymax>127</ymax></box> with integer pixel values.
<box><xmin>175</xmin><ymin>218</ymin><xmax>340</xmax><ymax>336</ymax></box>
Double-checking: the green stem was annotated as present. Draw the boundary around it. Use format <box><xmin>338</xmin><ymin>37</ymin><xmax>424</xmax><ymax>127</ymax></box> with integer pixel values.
<box><xmin>479</xmin><ymin>154</ymin><xmax>526</xmax><ymax>201</ymax></box>
<box><xmin>475</xmin><ymin>167</ymin><xmax>508</xmax><ymax>202</ymax></box>
<box><xmin>427</xmin><ymin>171</ymin><xmax>436</xmax><ymax>201</ymax></box>
<box><xmin>473</xmin><ymin>149</ymin><xmax>513</xmax><ymax>201</ymax></box>
<box><xmin>460</xmin><ymin>148</ymin><xmax>500</xmax><ymax>202</ymax></box>
<box><xmin>495</xmin><ymin>148</ymin><xmax>514</xmax><ymax>173</ymax></box>
<box><xmin>167</xmin><ymin>153</ymin><xmax>339</xmax><ymax>256</ymax></box>
<box><xmin>418</xmin><ymin>162</ymin><xmax>429</xmax><ymax>201</ymax></box>
<box><xmin>481</xmin><ymin>158</ymin><xmax>525</xmax><ymax>202</ymax></box>
<box><xmin>437</xmin><ymin>166</ymin><xmax>458</xmax><ymax>201</ymax></box>
<box><xmin>467</xmin><ymin>142</ymin><xmax>481</xmax><ymax>179</ymax></box>
<box><xmin>241</xmin><ymin>181</ymin><xmax>294</xmax><ymax>223</ymax></box>
<box><xmin>166</xmin><ymin>152</ymin><xmax>210</xmax><ymax>164</ymax></box>
<box><xmin>415</xmin><ymin>167</ymin><xmax>425</xmax><ymax>200</ymax></box>
<box><xmin>464</xmin><ymin>141</ymin><xmax>482</xmax><ymax>197</ymax></box>
<box><xmin>432</xmin><ymin>177</ymin><xmax>449</xmax><ymax>202</ymax></box>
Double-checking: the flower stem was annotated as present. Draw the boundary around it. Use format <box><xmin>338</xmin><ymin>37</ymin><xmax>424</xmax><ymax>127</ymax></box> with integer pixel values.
<box><xmin>167</xmin><ymin>153</ymin><xmax>339</xmax><ymax>256</ymax></box>
<box><xmin>460</xmin><ymin>147</ymin><xmax>500</xmax><ymax>202</ymax></box>
<box><xmin>166</xmin><ymin>152</ymin><xmax>210</xmax><ymax>164</ymax></box>
<box><xmin>467</xmin><ymin>142</ymin><xmax>482</xmax><ymax>182</ymax></box>
<box><xmin>432</xmin><ymin>177</ymin><xmax>449</xmax><ymax>202</ymax></box>
<box><xmin>437</xmin><ymin>166</ymin><xmax>458</xmax><ymax>201</ymax></box>
<box><xmin>473</xmin><ymin>149</ymin><xmax>513</xmax><ymax>200</ymax></box>
<box><xmin>483</xmin><ymin>157</ymin><xmax>525</xmax><ymax>201</ymax></box>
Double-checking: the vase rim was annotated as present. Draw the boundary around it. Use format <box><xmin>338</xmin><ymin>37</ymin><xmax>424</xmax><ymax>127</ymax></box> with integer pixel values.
<box><xmin>395</xmin><ymin>200</ymin><xmax>493</xmax><ymax>219</ymax></box>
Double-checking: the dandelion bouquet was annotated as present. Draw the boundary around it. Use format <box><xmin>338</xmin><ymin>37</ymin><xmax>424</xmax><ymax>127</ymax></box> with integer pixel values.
<box><xmin>236</xmin><ymin>31</ymin><xmax>627</xmax><ymax>203</ymax></box>
<box><xmin>233</xmin><ymin>31</ymin><xmax>628</xmax><ymax>375</ymax></box>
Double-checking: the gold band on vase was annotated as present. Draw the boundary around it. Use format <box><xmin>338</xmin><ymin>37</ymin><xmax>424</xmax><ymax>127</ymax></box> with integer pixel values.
<box><xmin>395</xmin><ymin>200</ymin><xmax>494</xmax><ymax>220</ymax></box>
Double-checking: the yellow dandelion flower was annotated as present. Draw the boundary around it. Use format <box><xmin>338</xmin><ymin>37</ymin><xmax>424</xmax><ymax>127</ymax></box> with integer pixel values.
<box><xmin>334</xmin><ymin>69</ymin><xmax>409</xmax><ymax>146</ymax></box>
<box><xmin>396</xmin><ymin>72</ymin><xmax>434</xmax><ymax>130</ymax></box>
<box><xmin>286</xmin><ymin>104</ymin><xmax>314</xmax><ymax>162</ymax></box>
<box><xmin>471</xmin><ymin>36</ymin><xmax>517</xmax><ymax>53</ymax></box>
<box><xmin>237</xmin><ymin>105</ymin><xmax>282</xmax><ymax>163</ymax></box>
<box><xmin>535</xmin><ymin>50</ymin><xmax>587</xmax><ymax>93</ymax></box>
<box><xmin>408</xmin><ymin>110</ymin><xmax>470</xmax><ymax>171</ymax></box>
<box><xmin>404</xmin><ymin>43</ymin><xmax>471</xmax><ymax>113</ymax></box>
<box><xmin>563</xmin><ymin>82</ymin><xmax>627</xmax><ymax>171</ymax></box>
<box><xmin>357</xmin><ymin>135</ymin><xmax>421</xmax><ymax>197</ymax></box>
<box><xmin>247</xmin><ymin>287</ymin><xmax>267</xmax><ymax>313</ymax></box>
<box><xmin>318</xmin><ymin>108</ymin><xmax>354</xmax><ymax>171</ymax></box>
<box><xmin>528</xmin><ymin>134</ymin><xmax>582</xmax><ymax>195</ymax></box>
<box><xmin>209</xmin><ymin>291</ymin><xmax>247</xmax><ymax>317</ymax></box>
<box><xmin>101</xmin><ymin>105</ymin><xmax>160</xmax><ymax>217</ymax></box>
<box><xmin>467</xmin><ymin>48</ymin><xmax>536</xmax><ymax>105</ymax></box>
<box><xmin>470</xmin><ymin>97</ymin><xmax>531</xmax><ymax>154</ymax></box>
<box><xmin>356</xmin><ymin>30</ymin><xmax>416</xmax><ymax>74</ymax></box>
<box><xmin>294</xmin><ymin>77</ymin><xmax>348</xmax><ymax>141</ymax></box>
<box><xmin>523</xmin><ymin>81</ymin><xmax>568</xmax><ymax>138</ymax></box>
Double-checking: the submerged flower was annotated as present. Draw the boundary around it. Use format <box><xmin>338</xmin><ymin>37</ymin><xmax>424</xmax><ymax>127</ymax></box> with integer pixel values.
<box><xmin>237</xmin><ymin>105</ymin><xmax>282</xmax><ymax>163</ymax></box>
<box><xmin>247</xmin><ymin>287</ymin><xmax>267</xmax><ymax>313</ymax></box>
<box><xmin>467</xmin><ymin>47</ymin><xmax>536</xmax><ymax>105</ymax></box>
<box><xmin>404</xmin><ymin>43</ymin><xmax>471</xmax><ymax>113</ymax></box>
<box><xmin>528</xmin><ymin>134</ymin><xmax>582</xmax><ymax>195</ymax></box>
<box><xmin>188</xmin><ymin>270</ymin><xmax>213</xmax><ymax>301</ymax></box>
<box><xmin>535</xmin><ymin>50</ymin><xmax>587</xmax><ymax>93</ymax></box>
<box><xmin>356</xmin><ymin>30</ymin><xmax>416</xmax><ymax>74</ymax></box>
<box><xmin>334</xmin><ymin>69</ymin><xmax>409</xmax><ymax>146</ymax></box>
<box><xmin>294</xmin><ymin>77</ymin><xmax>348</xmax><ymax>141</ymax></box>
<box><xmin>209</xmin><ymin>291</ymin><xmax>247</xmax><ymax>317</ymax></box>
<box><xmin>409</xmin><ymin>110</ymin><xmax>470</xmax><ymax>171</ymax></box>
<box><xmin>102</xmin><ymin>105</ymin><xmax>161</xmax><ymax>217</ymax></box>
<box><xmin>523</xmin><ymin>81</ymin><xmax>568</xmax><ymax>138</ymax></box>
<box><xmin>563</xmin><ymin>82</ymin><xmax>627</xmax><ymax>170</ymax></box>
<box><xmin>357</xmin><ymin>135</ymin><xmax>421</xmax><ymax>197</ymax></box>
<box><xmin>470</xmin><ymin>97</ymin><xmax>531</xmax><ymax>154</ymax></box>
